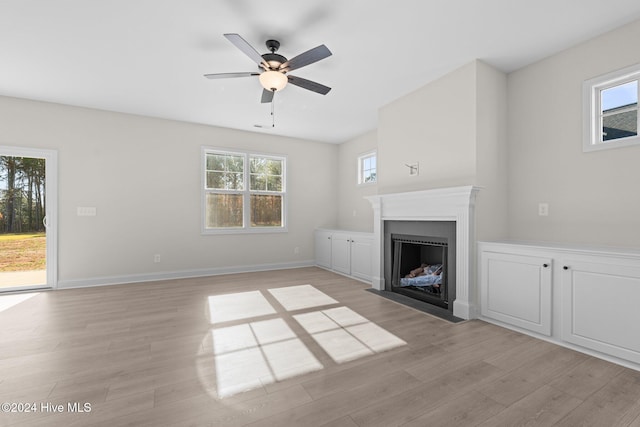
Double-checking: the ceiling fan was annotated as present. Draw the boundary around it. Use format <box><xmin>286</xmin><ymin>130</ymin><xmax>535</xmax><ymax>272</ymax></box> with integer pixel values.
<box><xmin>204</xmin><ymin>33</ymin><xmax>332</xmax><ymax>104</ymax></box>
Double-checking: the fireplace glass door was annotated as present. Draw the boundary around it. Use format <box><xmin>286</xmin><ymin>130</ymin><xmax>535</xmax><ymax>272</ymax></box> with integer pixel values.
<box><xmin>391</xmin><ymin>234</ymin><xmax>448</xmax><ymax>308</ymax></box>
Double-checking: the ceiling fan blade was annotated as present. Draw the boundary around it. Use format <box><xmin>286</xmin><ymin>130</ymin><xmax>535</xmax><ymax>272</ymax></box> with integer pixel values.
<box><xmin>280</xmin><ymin>45</ymin><xmax>332</xmax><ymax>72</ymax></box>
<box><xmin>224</xmin><ymin>33</ymin><xmax>268</xmax><ymax>68</ymax></box>
<box><xmin>287</xmin><ymin>75</ymin><xmax>331</xmax><ymax>95</ymax></box>
<box><xmin>261</xmin><ymin>89</ymin><xmax>275</xmax><ymax>103</ymax></box>
<box><xmin>204</xmin><ymin>72</ymin><xmax>259</xmax><ymax>79</ymax></box>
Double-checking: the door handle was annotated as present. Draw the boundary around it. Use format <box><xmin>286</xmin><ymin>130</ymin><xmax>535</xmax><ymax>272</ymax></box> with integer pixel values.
<box><xmin>42</xmin><ymin>215</ymin><xmax>48</xmax><ymax>229</ymax></box>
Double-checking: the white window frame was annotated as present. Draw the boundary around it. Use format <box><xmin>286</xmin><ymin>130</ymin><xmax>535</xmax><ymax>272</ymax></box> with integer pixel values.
<box><xmin>583</xmin><ymin>63</ymin><xmax>640</xmax><ymax>152</ymax></box>
<box><xmin>357</xmin><ymin>150</ymin><xmax>377</xmax><ymax>185</ymax></box>
<box><xmin>201</xmin><ymin>147</ymin><xmax>287</xmax><ymax>235</ymax></box>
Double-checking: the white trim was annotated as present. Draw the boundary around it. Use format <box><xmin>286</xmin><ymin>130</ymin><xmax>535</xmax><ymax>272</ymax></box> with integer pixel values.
<box><xmin>583</xmin><ymin>63</ymin><xmax>640</xmax><ymax>152</ymax></box>
<box><xmin>57</xmin><ymin>260</ymin><xmax>315</xmax><ymax>289</ymax></box>
<box><xmin>0</xmin><ymin>145</ymin><xmax>58</xmax><ymax>290</ymax></box>
<box><xmin>366</xmin><ymin>185</ymin><xmax>480</xmax><ymax>320</ymax></box>
<box><xmin>480</xmin><ymin>315</ymin><xmax>640</xmax><ymax>373</ymax></box>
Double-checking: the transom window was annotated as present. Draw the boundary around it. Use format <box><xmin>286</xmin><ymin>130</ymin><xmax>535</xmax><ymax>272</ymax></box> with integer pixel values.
<box><xmin>583</xmin><ymin>64</ymin><xmax>640</xmax><ymax>152</ymax></box>
<box><xmin>202</xmin><ymin>148</ymin><xmax>286</xmax><ymax>233</ymax></box>
<box><xmin>358</xmin><ymin>151</ymin><xmax>377</xmax><ymax>184</ymax></box>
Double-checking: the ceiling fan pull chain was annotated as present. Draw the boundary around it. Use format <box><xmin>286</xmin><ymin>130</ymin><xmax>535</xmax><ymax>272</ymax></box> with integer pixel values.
<box><xmin>271</xmin><ymin>93</ymin><xmax>275</xmax><ymax>128</ymax></box>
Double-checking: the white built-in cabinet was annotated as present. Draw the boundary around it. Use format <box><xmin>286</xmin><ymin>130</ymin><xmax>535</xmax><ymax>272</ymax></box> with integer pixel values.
<box><xmin>315</xmin><ymin>230</ymin><xmax>333</xmax><ymax>269</ymax></box>
<box><xmin>479</xmin><ymin>241</ymin><xmax>640</xmax><ymax>367</ymax></box>
<box><xmin>480</xmin><ymin>251</ymin><xmax>552</xmax><ymax>336</ymax></box>
<box><xmin>561</xmin><ymin>255</ymin><xmax>640</xmax><ymax>365</ymax></box>
<box><xmin>330</xmin><ymin>232</ymin><xmax>352</xmax><ymax>275</ymax></box>
<box><xmin>315</xmin><ymin>229</ymin><xmax>373</xmax><ymax>282</ymax></box>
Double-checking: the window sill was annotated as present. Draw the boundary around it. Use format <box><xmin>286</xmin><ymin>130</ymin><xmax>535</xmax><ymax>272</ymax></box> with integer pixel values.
<box><xmin>583</xmin><ymin>135</ymin><xmax>640</xmax><ymax>152</ymax></box>
<box><xmin>202</xmin><ymin>227</ymin><xmax>288</xmax><ymax>236</ymax></box>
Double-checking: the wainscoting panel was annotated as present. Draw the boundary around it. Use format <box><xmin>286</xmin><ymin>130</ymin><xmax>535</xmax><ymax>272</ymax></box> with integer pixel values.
<box><xmin>562</xmin><ymin>258</ymin><xmax>640</xmax><ymax>364</ymax></box>
<box><xmin>481</xmin><ymin>251</ymin><xmax>552</xmax><ymax>336</ymax></box>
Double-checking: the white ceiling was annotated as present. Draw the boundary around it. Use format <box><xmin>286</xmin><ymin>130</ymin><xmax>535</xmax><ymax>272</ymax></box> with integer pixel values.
<box><xmin>2</xmin><ymin>1</ymin><xmax>640</xmax><ymax>144</ymax></box>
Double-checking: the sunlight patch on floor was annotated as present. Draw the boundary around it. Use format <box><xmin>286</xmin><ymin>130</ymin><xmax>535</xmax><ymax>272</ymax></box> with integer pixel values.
<box><xmin>211</xmin><ymin>318</ymin><xmax>323</xmax><ymax>398</ymax></box>
<box><xmin>0</xmin><ymin>292</ymin><xmax>39</xmax><ymax>313</ymax></box>
<box><xmin>208</xmin><ymin>290</ymin><xmax>276</xmax><ymax>324</ymax></box>
<box><xmin>295</xmin><ymin>307</ymin><xmax>407</xmax><ymax>363</ymax></box>
<box><xmin>205</xmin><ymin>284</ymin><xmax>406</xmax><ymax>398</ymax></box>
<box><xmin>267</xmin><ymin>284</ymin><xmax>338</xmax><ymax>311</ymax></box>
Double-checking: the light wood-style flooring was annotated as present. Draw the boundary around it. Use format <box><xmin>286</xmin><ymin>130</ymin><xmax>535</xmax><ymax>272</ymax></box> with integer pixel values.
<box><xmin>1</xmin><ymin>267</ymin><xmax>640</xmax><ymax>426</ymax></box>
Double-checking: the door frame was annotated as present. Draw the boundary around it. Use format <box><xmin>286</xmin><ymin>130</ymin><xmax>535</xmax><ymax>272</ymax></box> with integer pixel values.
<box><xmin>0</xmin><ymin>145</ymin><xmax>58</xmax><ymax>290</ymax></box>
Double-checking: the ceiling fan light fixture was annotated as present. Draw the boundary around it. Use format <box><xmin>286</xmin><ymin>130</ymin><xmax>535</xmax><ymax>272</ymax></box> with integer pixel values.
<box><xmin>259</xmin><ymin>70</ymin><xmax>288</xmax><ymax>91</ymax></box>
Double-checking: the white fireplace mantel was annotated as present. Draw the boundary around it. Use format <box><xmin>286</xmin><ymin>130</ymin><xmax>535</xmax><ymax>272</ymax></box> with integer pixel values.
<box><xmin>365</xmin><ymin>185</ymin><xmax>480</xmax><ymax>320</ymax></box>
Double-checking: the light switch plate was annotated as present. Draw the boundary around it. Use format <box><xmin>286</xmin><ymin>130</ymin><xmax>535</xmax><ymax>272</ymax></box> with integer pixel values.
<box><xmin>538</xmin><ymin>203</ymin><xmax>549</xmax><ymax>216</ymax></box>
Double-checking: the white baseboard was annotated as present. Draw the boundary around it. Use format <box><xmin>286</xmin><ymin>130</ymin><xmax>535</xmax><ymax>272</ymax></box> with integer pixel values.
<box><xmin>56</xmin><ymin>260</ymin><xmax>316</xmax><ymax>290</ymax></box>
<box><xmin>479</xmin><ymin>315</ymin><xmax>640</xmax><ymax>373</ymax></box>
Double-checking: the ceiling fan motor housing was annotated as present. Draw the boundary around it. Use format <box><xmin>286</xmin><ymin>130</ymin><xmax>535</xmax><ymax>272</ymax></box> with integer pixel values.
<box><xmin>262</xmin><ymin>40</ymin><xmax>287</xmax><ymax>70</ymax></box>
<box><xmin>261</xmin><ymin>52</ymin><xmax>287</xmax><ymax>70</ymax></box>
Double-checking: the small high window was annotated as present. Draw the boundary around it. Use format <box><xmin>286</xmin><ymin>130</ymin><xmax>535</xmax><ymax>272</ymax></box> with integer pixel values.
<box><xmin>584</xmin><ymin>64</ymin><xmax>640</xmax><ymax>152</ymax></box>
<box><xmin>358</xmin><ymin>151</ymin><xmax>377</xmax><ymax>184</ymax></box>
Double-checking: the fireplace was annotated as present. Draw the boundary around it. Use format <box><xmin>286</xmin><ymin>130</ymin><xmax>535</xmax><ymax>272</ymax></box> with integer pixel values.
<box><xmin>366</xmin><ymin>186</ymin><xmax>479</xmax><ymax>320</ymax></box>
<box><xmin>385</xmin><ymin>222</ymin><xmax>456</xmax><ymax>312</ymax></box>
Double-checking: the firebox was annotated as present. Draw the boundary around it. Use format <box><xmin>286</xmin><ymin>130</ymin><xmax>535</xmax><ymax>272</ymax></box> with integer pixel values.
<box><xmin>384</xmin><ymin>220</ymin><xmax>456</xmax><ymax>313</ymax></box>
<box><xmin>391</xmin><ymin>234</ymin><xmax>449</xmax><ymax>308</ymax></box>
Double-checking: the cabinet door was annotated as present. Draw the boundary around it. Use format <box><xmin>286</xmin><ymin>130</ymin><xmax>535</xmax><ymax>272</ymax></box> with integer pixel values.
<box><xmin>315</xmin><ymin>230</ymin><xmax>332</xmax><ymax>269</ymax></box>
<box><xmin>561</xmin><ymin>257</ymin><xmax>640</xmax><ymax>364</ymax></box>
<box><xmin>331</xmin><ymin>233</ymin><xmax>351</xmax><ymax>275</ymax></box>
<box><xmin>350</xmin><ymin>237</ymin><xmax>373</xmax><ymax>282</ymax></box>
<box><xmin>481</xmin><ymin>251</ymin><xmax>552</xmax><ymax>336</ymax></box>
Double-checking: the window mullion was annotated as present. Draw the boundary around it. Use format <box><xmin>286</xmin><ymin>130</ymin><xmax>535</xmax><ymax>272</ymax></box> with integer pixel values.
<box><xmin>244</xmin><ymin>153</ymin><xmax>250</xmax><ymax>229</ymax></box>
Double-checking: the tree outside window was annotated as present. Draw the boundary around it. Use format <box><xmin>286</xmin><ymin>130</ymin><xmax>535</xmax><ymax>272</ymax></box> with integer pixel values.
<box><xmin>203</xmin><ymin>148</ymin><xmax>286</xmax><ymax>233</ymax></box>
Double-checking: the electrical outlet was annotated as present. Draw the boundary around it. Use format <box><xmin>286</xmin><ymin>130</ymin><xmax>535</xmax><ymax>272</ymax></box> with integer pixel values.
<box><xmin>154</xmin><ymin>254</ymin><xmax>161</xmax><ymax>263</ymax></box>
<box><xmin>538</xmin><ymin>203</ymin><xmax>549</xmax><ymax>216</ymax></box>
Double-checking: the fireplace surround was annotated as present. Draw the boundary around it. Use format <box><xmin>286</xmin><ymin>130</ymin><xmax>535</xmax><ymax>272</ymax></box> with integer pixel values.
<box><xmin>366</xmin><ymin>186</ymin><xmax>479</xmax><ymax>320</ymax></box>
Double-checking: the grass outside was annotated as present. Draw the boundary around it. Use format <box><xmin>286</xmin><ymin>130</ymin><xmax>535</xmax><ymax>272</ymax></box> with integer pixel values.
<box><xmin>0</xmin><ymin>233</ymin><xmax>46</xmax><ymax>272</ymax></box>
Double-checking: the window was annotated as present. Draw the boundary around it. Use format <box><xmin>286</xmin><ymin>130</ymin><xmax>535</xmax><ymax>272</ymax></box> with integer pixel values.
<box><xmin>202</xmin><ymin>148</ymin><xmax>286</xmax><ymax>233</ymax></box>
<box><xmin>357</xmin><ymin>151</ymin><xmax>377</xmax><ymax>184</ymax></box>
<box><xmin>583</xmin><ymin>64</ymin><xmax>640</xmax><ymax>152</ymax></box>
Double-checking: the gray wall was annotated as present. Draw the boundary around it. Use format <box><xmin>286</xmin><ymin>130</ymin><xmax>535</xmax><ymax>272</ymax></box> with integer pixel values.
<box><xmin>475</xmin><ymin>61</ymin><xmax>509</xmax><ymax>242</ymax></box>
<box><xmin>377</xmin><ymin>61</ymin><xmax>478</xmax><ymax>194</ymax></box>
<box><xmin>507</xmin><ymin>19</ymin><xmax>640</xmax><ymax>247</ymax></box>
<box><xmin>0</xmin><ymin>95</ymin><xmax>338</xmax><ymax>286</ymax></box>
<box><xmin>339</xmin><ymin>18</ymin><xmax>640</xmax><ymax>250</ymax></box>
<box><xmin>336</xmin><ymin>130</ymin><xmax>377</xmax><ymax>232</ymax></box>
<box><xmin>338</xmin><ymin>60</ymin><xmax>509</xmax><ymax>242</ymax></box>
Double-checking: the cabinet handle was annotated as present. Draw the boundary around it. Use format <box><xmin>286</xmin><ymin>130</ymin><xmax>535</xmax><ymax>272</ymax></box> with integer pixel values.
<box><xmin>543</xmin><ymin>263</ymin><xmax>549</xmax><ymax>268</ymax></box>
<box><xmin>563</xmin><ymin>266</ymin><xmax>569</xmax><ymax>270</ymax></box>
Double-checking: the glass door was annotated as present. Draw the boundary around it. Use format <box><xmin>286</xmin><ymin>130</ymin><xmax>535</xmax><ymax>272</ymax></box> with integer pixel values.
<box><xmin>0</xmin><ymin>147</ymin><xmax>57</xmax><ymax>292</ymax></box>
